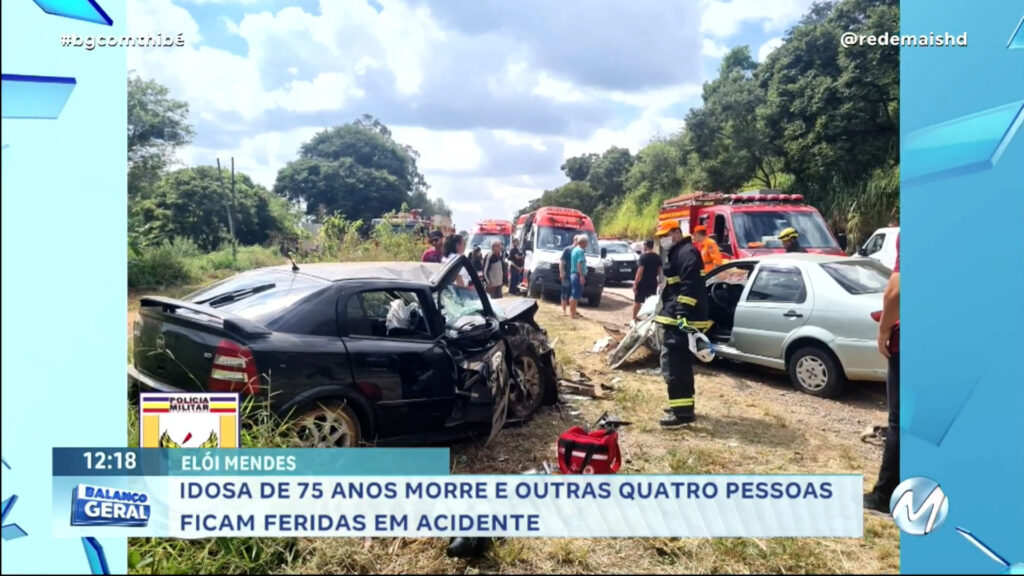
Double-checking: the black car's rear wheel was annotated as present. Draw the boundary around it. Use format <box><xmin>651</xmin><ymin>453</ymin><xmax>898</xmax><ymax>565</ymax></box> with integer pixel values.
<box><xmin>295</xmin><ymin>401</ymin><xmax>362</xmax><ymax>447</ymax></box>
<box><xmin>509</xmin><ymin>349</ymin><xmax>547</xmax><ymax>419</ymax></box>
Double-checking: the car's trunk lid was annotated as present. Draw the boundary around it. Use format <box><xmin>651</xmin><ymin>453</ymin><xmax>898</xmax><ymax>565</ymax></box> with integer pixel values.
<box><xmin>133</xmin><ymin>297</ymin><xmax>269</xmax><ymax>394</ymax></box>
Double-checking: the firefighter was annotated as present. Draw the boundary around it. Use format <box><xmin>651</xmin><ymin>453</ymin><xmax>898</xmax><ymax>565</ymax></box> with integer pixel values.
<box><xmin>778</xmin><ymin>227</ymin><xmax>806</xmax><ymax>252</ymax></box>
<box><xmin>653</xmin><ymin>221</ymin><xmax>713</xmax><ymax>428</ymax></box>
<box><xmin>693</xmin><ymin>225</ymin><xmax>722</xmax><ymax>274</ymax></box>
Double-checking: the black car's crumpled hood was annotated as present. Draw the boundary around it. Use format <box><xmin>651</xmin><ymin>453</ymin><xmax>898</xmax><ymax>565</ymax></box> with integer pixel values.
<box><xmin>493</xmin><ymin>297</ymin><xmax>539</xmax><ymax>323</ymax></box>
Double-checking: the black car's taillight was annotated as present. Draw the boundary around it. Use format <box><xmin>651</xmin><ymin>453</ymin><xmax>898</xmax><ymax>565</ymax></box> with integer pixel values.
<box><xmin>208</xmin><ymin>339</ymin><xmax>261</xmax><ymax>394</ymax></box>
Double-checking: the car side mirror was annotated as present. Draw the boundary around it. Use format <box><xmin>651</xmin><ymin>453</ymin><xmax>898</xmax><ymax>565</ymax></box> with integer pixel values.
<box><xmin>837</xmin><ymin>232</ymin><xmax>848</xmax><ymax>252</ymax></box>
<box><xmin>857</xmin><ymin>245</ymin><xmax>868</xmax><ymax>257</ymax></box>
<box><xmin>600</xmin><ymin>248</ymin><xmax>607</xmax><ymax>259</ymax></box>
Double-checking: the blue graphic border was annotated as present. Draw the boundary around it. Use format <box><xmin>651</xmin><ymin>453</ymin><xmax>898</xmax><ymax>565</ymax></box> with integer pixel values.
<box><xmin>901</xmin><ymin>1</ymin><xmax>1024</xmax><ymax>575</ymax></box>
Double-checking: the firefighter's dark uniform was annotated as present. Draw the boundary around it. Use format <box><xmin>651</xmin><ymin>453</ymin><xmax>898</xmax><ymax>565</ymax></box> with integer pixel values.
<box><xmin>655</xmin><ymin>235</ymin><xmax>712</xmax><ymax>421</ymax></box>
<box><xmin>785</xmin><ymin>239</ymin><xmax>807</xmax><ymax>253</ymax></box>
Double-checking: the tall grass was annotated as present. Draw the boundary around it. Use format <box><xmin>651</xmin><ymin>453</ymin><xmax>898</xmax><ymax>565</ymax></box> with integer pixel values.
<box><xmin>128</xmin><ymin>216</ymin><xmax>426</xmax><ymax>289</ymax></box>
<box><xmin>127</xmin><ymin>397</ymin><xmax>305</xmax><ymax>574</ymax></box>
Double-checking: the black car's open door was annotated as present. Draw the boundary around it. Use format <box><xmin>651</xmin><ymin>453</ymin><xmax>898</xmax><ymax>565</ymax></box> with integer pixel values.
<box><xmin>430</xmin><ymin>255</ymin><xmax>509</xmax><ymax>443</ymax></box>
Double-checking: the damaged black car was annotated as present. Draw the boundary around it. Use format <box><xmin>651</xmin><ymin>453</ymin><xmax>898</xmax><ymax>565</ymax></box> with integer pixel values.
<box><xmin>127</xmin><ymin>256</ymin><xmax>558</xmax><ymax>447</ymax></box>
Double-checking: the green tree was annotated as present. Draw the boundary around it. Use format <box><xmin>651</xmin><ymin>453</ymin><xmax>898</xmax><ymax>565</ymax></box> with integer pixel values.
<box><xmin>134</xmin><ymin>166</ymin><xmax>294</xmax><ymax>251</ymax></box>
<box><xmin>127</xmin><ymin>75</ymin><xmax>194</xmax><ymax>200</ymax></box>
<box><xmin>516</xmin><ymin>181</ymin><xmax>600</xmax><ymax>219</ymax></box>
<box><xmin>759</xmin><ymin>0</ymin><xmax>898</xmax><ymax>192</ymax></box>
<box><xmin>274</xmin><ymin>116</ymin><xmax>428</xmax><ymax>221</ymax></box>
<box><xmin>687</xmin><ymin>46</ymin><xmax>781</xmax><ymax>192</ymax></box>
<box><xmin>560</xmin><ymin>152</ymin><xmax>600</xmax><ymax>181</ymax></box>
<box><xmin>586</xmin><ymin>146</ymin><xmax>634</xmax><ymax>207</ymax></box>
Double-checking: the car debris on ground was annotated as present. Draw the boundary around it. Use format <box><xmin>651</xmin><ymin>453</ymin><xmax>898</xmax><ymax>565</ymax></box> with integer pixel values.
<box><xmin>607</xmin><ymin>295</ymin><xmax>661</xmax><ymax>369</ymax></box>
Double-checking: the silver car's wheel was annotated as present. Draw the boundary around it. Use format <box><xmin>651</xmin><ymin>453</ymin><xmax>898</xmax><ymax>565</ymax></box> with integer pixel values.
<box><xmin>788</xmin><ymin>346</ymin><xmax>847</xmax><ymax>398</ymax></box>
<box><xmin>295</xmin><ymin>402</ymin><xmax>362</xmax><ymax>447</ymax></box>
<box><xmin>795</xmin><ymin>356</ymin><xmax>829</xmax><ymax>391</ymax></box>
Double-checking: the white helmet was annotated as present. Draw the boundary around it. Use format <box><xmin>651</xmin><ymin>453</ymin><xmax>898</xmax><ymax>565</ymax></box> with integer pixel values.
<box><xmin>688</xmin><ymin>330</ymin><xmax>715</xmax><ymax>363</ymax></box>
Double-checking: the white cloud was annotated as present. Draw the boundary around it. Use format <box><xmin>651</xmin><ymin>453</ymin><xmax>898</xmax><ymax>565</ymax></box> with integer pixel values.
<box><xmin>701</xmin><ymin>0</ymin><xmax>816</xmax><ymax>39</ymax></box>
<box><xmin>388</xmin><ymin>127</ymin><xmax>485</xmax><ymax>173</ymax></box>
<box><xmin>130</xmin><ymin>0</ymin><xmax>809</xmax><ymax>232</ymax></box>
<box><xmin>532</xmin><ymin>73</ymin><xmax>588</xmax><ymax>103</ymax></box>
<box><xmin>702</xmin><ymin>38</ymin><xmax>730</xmax><ymax>58</ymax></box>
<box><xmin>757</xmin><ymin>37</ymin><xmax>785</xmax><ymax>61</ymax></box>
<box><xmin>562</xmin><ymin>109</ymin><xmax>685</xmax><ymax>160</ymax></box>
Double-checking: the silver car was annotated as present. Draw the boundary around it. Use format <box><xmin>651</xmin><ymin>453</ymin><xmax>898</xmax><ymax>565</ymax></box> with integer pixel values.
<box><xmin>704</xmin><ymin>254</ymin><xmax>890</xmax><ymax>397</ymax></box>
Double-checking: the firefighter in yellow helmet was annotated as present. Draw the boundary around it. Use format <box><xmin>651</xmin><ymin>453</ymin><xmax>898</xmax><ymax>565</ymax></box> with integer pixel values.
<box><xmin>653</xmin><ymin>220</ymin><xmax>713</xmax><ymax>428</ymax></box>
<box><xmin>778</xmin><ymin>227</ymin><xmax>806</xmax><ymax>253</ymax></box>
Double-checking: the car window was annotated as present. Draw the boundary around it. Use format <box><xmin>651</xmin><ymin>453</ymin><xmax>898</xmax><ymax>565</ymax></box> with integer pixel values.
<box><xmin>707</xmin><ymin>266</ymin><xmax>752</xmax><ymax>285</ymax></box>
<box><xmin>344</xmin><ymin>289</ymin><xmax>431</xmax><ymax>339</ymax></box>
<box><xmin>436</xmin><ymin>261</ymin><xmax>489</xmax><ymax>334</ymax></box>
<box><xmin>604</xmin><ymin>243</ymin><xmax>630</xmax><ymax>254</ymax></box>
<box><xmin>746</xmin><ymin>266</ymin><xmax>807</xmax><ymax>303</ymax></box>
<box><xmin>820</xmin><ymin>260</ymin><xmax>891</xmax><ymax>294</ymax></box>
<box><xmin>185</xmin><ymin>269</ymin><xmax>330</xmax><ymax>328</ymax></box>
<box><xmin>864</xmin><ymin>233</ymin><xmax>886</xmax><ymax>254</ymax></box>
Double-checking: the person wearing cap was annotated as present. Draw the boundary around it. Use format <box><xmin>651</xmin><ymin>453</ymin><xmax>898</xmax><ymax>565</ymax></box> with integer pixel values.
<box><xmin>421</xmin><ymin>230</ymin><xmax>443</xmax><ymax>263</ymax></box>
<box><xmin>778</xmin><ymin>227</ymin><xmax>806</xmax><ymax>253</ymax></box>
<box><xmin>693</xmin><ymin>225</ymin><xmax>722</xmax><ymax>274</ymax></box>
<box><xmin>653</xmin><ymin>220</ymin><xmax>712</xmax><ymax>428</ymax></box>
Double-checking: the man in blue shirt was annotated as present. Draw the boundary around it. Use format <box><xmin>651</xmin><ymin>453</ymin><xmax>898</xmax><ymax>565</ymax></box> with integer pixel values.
<box><xmin>569</xmin><ymin>235</ymin><xmax>589</xmax><ymax>319</ymax></box>
<box><xmin>558</xmin><ymin>236</ymin><xmax>578</xmax><ymax>316</ymax></box>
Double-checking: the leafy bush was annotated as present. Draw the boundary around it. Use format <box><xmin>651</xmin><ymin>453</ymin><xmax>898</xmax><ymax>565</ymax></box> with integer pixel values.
<box><xmin>127</xmin><ymin>215</ymin><xmax>428</xmax><ymax>288</ymax></box>
<box><xmin>128</xmin><ymin>237</ymin><xmax>203</xmax><ymax>287</ymax></box>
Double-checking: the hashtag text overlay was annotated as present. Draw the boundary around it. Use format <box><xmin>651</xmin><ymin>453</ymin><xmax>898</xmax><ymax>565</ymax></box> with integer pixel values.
<box><xmin>61</xmin><ymin>34</ymin><xmax>186</xmax><ymax>50</ymax></box>
<box><xmin>840</xmin><ymin>32</ymin><xmax>967</xmax><ymax>48</ymax></box>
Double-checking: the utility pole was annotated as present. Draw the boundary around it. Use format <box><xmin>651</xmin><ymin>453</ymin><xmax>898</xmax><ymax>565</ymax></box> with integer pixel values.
<box><xmin>230</xmin><ymin>157</ymin><xmax>238</xmax><ymax>262</ymax></box>
<box><xmin>216</xmin><ymin>158</ymin><xmax>237</xmax><ymax>264</ymax></box>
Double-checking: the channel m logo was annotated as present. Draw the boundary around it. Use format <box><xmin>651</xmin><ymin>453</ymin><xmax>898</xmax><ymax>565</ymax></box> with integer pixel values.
<box><xmin>890</xmin><ymin>477</ymin><xmax>950</xmax><ymax>536</ymax></box>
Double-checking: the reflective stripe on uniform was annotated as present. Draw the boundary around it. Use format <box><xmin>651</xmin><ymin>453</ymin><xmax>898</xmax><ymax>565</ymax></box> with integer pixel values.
<box><xmin>654</xmin><ymin>316</ymin><xmax>714</xmax><ymax>332</ymax></box>
<box><xmin>688</xmin><ymin>319</ymin><xmax>714</xmax><ymax>331</ymax></box>
<box><xmin>669</xmin><ymin>398</ymin><xmax>694</xmax><ymax>408</ymax></box>
<box><xmin>676</xmin><ymin>295</ymin><xmax>697</xmax><ymax>306</ymax></box>
<box><xmin>665</xmin><ymin>276</ymin><xmax>680</xmax><ymax>284</ymax></box>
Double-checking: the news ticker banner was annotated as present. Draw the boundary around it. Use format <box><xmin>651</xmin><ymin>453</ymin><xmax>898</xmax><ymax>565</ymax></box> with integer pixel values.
<box><xmin>901</xmin><ymin>0</ymin><xmax>1024</xmax><ymax>575</ymax></box>
<box><xmin>51</xmin><ymin>449</ymin><xmax>862</xmax><ymax>539</ymax></box>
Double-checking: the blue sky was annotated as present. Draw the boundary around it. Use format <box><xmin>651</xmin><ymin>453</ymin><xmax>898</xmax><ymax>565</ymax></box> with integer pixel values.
<box><xmin>128</xmin><ymin>0</ymin><xmax>817</xmax><ymax>228</ymax></box>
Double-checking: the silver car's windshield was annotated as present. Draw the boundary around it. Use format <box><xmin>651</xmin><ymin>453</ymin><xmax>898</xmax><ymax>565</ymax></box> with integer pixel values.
<box><xmin>820</xmin><ymin>259</ymin><xmax>892</xmax><ymax>294</ymax></box>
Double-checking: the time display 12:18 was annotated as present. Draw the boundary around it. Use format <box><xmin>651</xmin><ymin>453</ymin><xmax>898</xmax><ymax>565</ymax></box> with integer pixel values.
<box><xmin>83</xmin><ymin>450</ymin><xmax>138</xmax><ymax>471</ymax></box>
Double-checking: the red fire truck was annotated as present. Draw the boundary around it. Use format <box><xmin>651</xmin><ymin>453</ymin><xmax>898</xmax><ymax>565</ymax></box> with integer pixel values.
<box><xmin>657</xmin><ymin>190</ymin><xmax>848</xmax><ymax>261</ymax></box>
<box><xmin>468</xmin><ymin>219</ymin><xmax>514</xmax><ymax>252</ymax></box>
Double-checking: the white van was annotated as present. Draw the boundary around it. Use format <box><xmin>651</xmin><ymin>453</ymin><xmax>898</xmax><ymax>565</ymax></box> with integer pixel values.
<box><xmin>858</xmin><ymin>226</ymin><xmax>899</xmax><ymax>270</ymax></box>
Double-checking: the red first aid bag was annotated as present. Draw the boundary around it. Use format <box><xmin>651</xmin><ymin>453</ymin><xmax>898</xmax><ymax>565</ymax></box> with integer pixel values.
<box><xmin>556</xmin><ymin>426</ymin><xmax>621</xmax><ymax>474</ymax></box>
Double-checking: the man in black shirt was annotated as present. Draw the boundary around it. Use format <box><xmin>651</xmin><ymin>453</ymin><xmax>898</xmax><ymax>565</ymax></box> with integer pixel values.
<box><xmin>632</xmin><ymin>239</ymin><xmax>662</xmax><ymax>321</ymax></box>
<box><xmin>508</xmin><ymin>238</ymin><xmax>525</xmax><ymax>295</ymax></box>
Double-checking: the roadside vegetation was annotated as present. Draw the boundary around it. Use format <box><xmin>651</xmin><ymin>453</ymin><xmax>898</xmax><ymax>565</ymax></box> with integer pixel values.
<box><xmin>517</xmin><ymin>0</ymin><xmax>899</xmax><ymax>249</ymax></box>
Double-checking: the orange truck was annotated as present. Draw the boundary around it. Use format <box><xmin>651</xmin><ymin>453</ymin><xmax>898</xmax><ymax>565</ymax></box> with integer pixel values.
<box><xmin>657</xmin><ymin>190</ymin><xmax>848</xmax><ymax>262</ymax></box>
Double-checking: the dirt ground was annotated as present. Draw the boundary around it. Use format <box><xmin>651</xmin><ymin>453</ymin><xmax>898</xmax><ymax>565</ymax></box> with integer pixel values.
<box><xmin>126</xmin><ymin>286</ymin><xmax>899</xmax><ymax>574</ymax></box>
